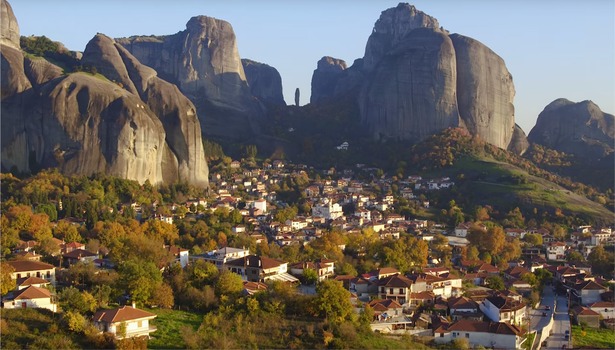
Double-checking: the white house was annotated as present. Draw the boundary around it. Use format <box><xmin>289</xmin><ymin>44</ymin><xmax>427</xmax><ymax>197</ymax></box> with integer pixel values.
<box><xmin>588</xmin><ymin>301</ymin><xmax>615</xmax><ymax>319</ymax></box>
<box><xmin>312</xmin><ymin>199</ymin><xmax>343</xmax><ymax>220</ymax></box>
<box><xmin>166</xmin><ymin>245</ymin><xmax>189</xmax><ymax>268</ymax></box>
<box><xmin>2</xmin><ymin>285</ymin><xmax>57</xmax><ymax>312</ymax></box>
<box><xmin>7</xmin><ymin>260</ymin><xmax>56</xmax><ymax>286</ymax></box>
<box><xmin>434</xmin><ymin>320</ymin><xmax>526</xmax><ymax>349</ymax></box>
<box><xmin>289</xmin><ymin>259</ymin><xmax>335</xmax><ymax>281</ymax></box>
<box><xmin>194</xmin><ymin>247</ymin><xmax>251</xmax><ymax>270</ymax></box>
<box><xmin>547</xmin><ymin>242</ymin><xmax>567</xmax><ymax>261</ymax></box>
<box><xmin>92</xmin><ymin>305</ymin><xmax>157</xmax><ymax>339</ymax></box>
<box><xmin>225</xmin><ymin>255</ymin><xmax>298</xmax><ymax>283</ymax></box>
<box><xmin>479</xmin><ymin>295</ymin><xmax>526</xmax><ymax>325</ymax></box>
<box><xmin>572</xmin><ymin>280</ymin><xmax>609</xmax><ymax>305</ymax></box>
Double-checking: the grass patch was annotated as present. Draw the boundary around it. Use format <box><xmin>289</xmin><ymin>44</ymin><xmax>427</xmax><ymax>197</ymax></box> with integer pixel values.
<box><xmin>523</xmin><ymin>332</ymin><xmax>536</xmax><ymax>350</ymax></box>
<box><xmin>145</xmin><ymin>308</ymin><xmax>203</xmax><ymax>349</ymax></box>
<box><xmin>572</xmin><ymin>325</ymin><xmax>615</xmax><ymax>349</ymax></box>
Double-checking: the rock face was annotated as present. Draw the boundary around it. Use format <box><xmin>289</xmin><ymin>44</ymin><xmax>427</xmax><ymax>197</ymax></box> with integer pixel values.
<box><xmin>310</xmin><ymin>56</ymin><xmax>347</xmax><ymax>104</ymax></box>
<box><xmin>0</xmin><ymin>0</ymin><xmax>19</xmax><ymax>49</ymax></box>
<box><xmin>528</xmin><ymin>99</ymin><xmax>614</xmax><ymax>159</ymax></box>
<box><xmin>507</xmin><ymin>124</ymin><xmax>529</xmax><ymax>155</ymax></box>
<box><xmin>241</xmin><ymin>59</ymin><xmax>285</xmax><ymax>106</ymax></box>
<box><xmin>359</xmin><ymin>28</ymin><xmax>460</xmax><ymax>141</ymax></box>
<box><xmin>117</xmin><ymin>16</ymin><xmax>264</xmax><ymax>140</ymax></box>
<box><xmin>1</xmin><ymin>0</ymin><xmax>208</xmax><ymax>187</ymax></box>
<box><xmin>450</xmin><ymin>34</ymin><xmax>515</xmax><ymax>149</ymax></box>
<box><xmin>311</xmin><ymin>3</ymin><xmax>525</xmax><ymax>152</ymax></box>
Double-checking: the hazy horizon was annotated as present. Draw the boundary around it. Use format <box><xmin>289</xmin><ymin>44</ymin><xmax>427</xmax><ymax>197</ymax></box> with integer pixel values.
<box><xmin>9</xmin><ymin>0</ymin><xmax>614</xmax><ymax>134</ymax></box>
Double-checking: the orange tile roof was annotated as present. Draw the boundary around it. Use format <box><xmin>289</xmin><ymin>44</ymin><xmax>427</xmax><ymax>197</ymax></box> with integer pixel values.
<box><xmin>6</xmin><ymin>260</ymin><xmax>54</xmax><ymax>272</ymax></box>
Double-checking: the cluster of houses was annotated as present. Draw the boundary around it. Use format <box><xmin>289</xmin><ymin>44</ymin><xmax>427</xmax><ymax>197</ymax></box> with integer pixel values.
<box><xmin>3</xmin><ymin>158</ymin><xmax>614</xmax><ymax>348</ymax></box>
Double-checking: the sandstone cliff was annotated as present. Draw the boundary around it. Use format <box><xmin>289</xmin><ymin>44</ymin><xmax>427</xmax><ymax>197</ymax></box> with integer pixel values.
<box><xmin>310</xmin><ymin>3</ymin><xmax>525</xmax><ymax>152</ymax></box>
<box><xmin>242</xmin><ymin>58</ymin><xmax>285</xmax><ymax>106</ymax></box>
<box><xmin>0</xmin><ymin>0</ymin><xmax>208</xmax><ymax>187</ymax></box>
<box><xmin>528</xmin><ymin>99</ymin><xmax>614</xmax><ymax>159</ymax></box>
<box><xmin>117</xmin><ymin>16</ymin><xmax>264</xmax><ymax>140</ymax></box>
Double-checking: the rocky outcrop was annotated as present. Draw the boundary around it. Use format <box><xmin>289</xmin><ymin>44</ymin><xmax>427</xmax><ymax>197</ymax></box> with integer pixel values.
<box><xmin>528</xmin><ymin>99</ymin><xmax>614</xmax><ymax>159</ymax></box>
<box><xmin>507</xmin><ymin>124</ymin><xmax>529</xmax><ymax>155</ymax></box>
<box><xmin>117</xmin><ymin>16</ymin><xmax>264</xmax><ymax>140</ymax></box>
<box><xmin>450</xmin><ymin>34</ymin><xmax>515</xmax><ymax>149</ymax></box>
<box><xmin>363</xmin><ymin>3</ymin><xmax>440</xmax><ymax>72</ymax></box>
<box><xmin>310</xmin><ymin>56</ymin><xmax>347</xmax><ymax>104</ymax></box>
<box><xmin>311</xmin><ymin>3</ymin><xmax>526</xmax><ymax>152</ymax></box>
<box><xmin>359</xmin><ymin>28</ymin><xmax>460</xmax><ymax>142</ymax></box>
<box><xmin>0</xmin><ymin>0</ymin><xmax>19</xmax><ymax>49</ymax></box>
<box><xmin>1</xmin><ymin>0</ymin><xmax>209</xmax><ymax>187</ymax></box>
<box><xmin>241</xmin><ymin>59</ymin><xmax>285</xmax><ymax>106</ymax></box>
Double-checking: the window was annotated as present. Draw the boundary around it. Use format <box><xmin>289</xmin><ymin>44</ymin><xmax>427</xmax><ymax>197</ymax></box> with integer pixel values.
<box><xmin>137</xmin><ymin>320</ymin><xmax>142</xmax><ymax>328</ymax></box>
<box><xmin>399</xmin><ymin>288</ymin><xmax>404</xmax><ymax>294</ymax></box>
<box><xmin>465</xmin><ymin>333</ymin><xmax>469</xmax><ymax>338</ymax></box>
<box><xmin>46</xmin><ymin>271</ymin><xmax>51</xmax><ymax>278</ymax></box>
<box><xmin>390</xmin><ymin>288</ymin><xmax>394</xmax><ymax>294</ymax></box>
<box><xmin>452</xmin><ymin>332</ymin><xmax>457</xmax><ymax>338</ymax></box>
<box><xmin>440</xmin><ymin>333</ymin><xmax>444</xmax><ymax>338</ymax></box>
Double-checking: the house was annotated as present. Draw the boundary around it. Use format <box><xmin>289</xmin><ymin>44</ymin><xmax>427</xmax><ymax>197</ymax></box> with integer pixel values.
<box><xmin>448</xmin><ymin>296</ymin><xmax>482</xmax><ymax>321</ymax></box>
<box><xmin>289</xmin><ymin>259</ymin><xmax>335</xmax><ymax>281</ymax></box>
<box><xmin>454</xmin><ymin>223</ymin><xmax>471</xmax><ymax>237</ymax></box>
<box><xmin>366</xmin><ymin>267</ymin><xmax>400</xmax><ymax>281</ymax></box>
<box><xmin>13</xmin><ymin>272</ymin><xmax>49</xmax><ymax>289</ymax></box>
<box><xmin>588</xmin><ymin>301</ymin><xmax>615</xmax><ymax>319</ymax></box>
<box><xmin>434</xmin><ymin>319</ymin><xmax>526</xmax><ymax>349</ymax></box>
<box><xmin>571</xmin><ymin>306</ymin><xmax>601</xmax><ymax>328</ymax></box>
<box><xmin>479</xmin><ymin>294</ymin><xmax>526</xmax><ymax>325</ymax></box>
<box><xmin>165</xmin><ymin>245</ymin><xmax>189</xmax><ymax>268</ymax></box>
<box><xmin>62</xmin><ymin>249</ymin><xmax>98</xmax><ymax>266</ymax></box>
<box><xmin>62</xmin><ymin>241</ymin><xmax>86</xmax><ymax>254</ymax></box>
<box><xmin>572</xmin><ymin>280</ymin><xmax>609</xmax><ymax>305</ymax></box>
<box><xmin>311</xmin><ymin>199</ymin><xmax>343</xmax><ymax>220</ymax></box>
<box><xmin>377</xmin><ymin>274</ymin><xmax>413</xmax><ymax>305</ymax></box>
<box><xmin>194</xmin><ymin>247</ymin><xmax>250</xmax><ymax>269</ymax></box>
<box><xmin>225</xmin><ymin>255</ymin><xmax>299</xmax><ymax>283</ymax></box>
<box><xmin>92</xmin><ymin>305</ymin><xmax>157</xmax><ymax>339</ymax></box>
<box><xmin>242</xmin><ymin>281</ymin><xmax>268</xmax><ymax>296</ymax></box>
<box><xmin>367</xmin><ymin>299</ymin><xmax>413</xmax><ymax>334</ymax></box>
<box><xmin>6</xmin><ymin>260</ymin><xmax>56</xmax><ymax>286</ymax></box>
<box><xmin>546</xmin><ymin>242</ymin><xmax>567</xmax><ymax>261</ymax></box>
<box><xmin>1</xmin><ymin>285</ymin><xmax>57</xmax><ymax>312</ymax></box>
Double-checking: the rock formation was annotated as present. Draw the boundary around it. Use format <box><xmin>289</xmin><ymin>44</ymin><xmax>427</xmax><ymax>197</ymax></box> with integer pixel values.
<box><xmin>310</xmin><ymin>56</ymin><xmax>347</xmax><ymax>104</ymax></box>
<box><xmin>311</xmin><ymin>3</ymin><xmax>525</xmax><ymax>152</ymax></box>
<box><xmin>1</xmin><ymin>0</ymin><xmax>208</xmax><ymax>187</ymax></box>
<box><xmin>528</xmin><ymin>99</ymin><xmax>614</xmax><ymax>159</ymax></box>
<box><xmin>507</xmin><ymin>124</ymin><xmax>529</xmax><ymax>155</ymax></box>
<box><xmin>241</xmin><ymin>59</ymin><xmax>285</xmax><ymax>106</ymax></box>
<box><xmin>116</xmin><ymin>16</ymin><xmax>264</xmax><ymax>140</ymax></box>
<box><xmin>359</xmin><ymin>28</ymin><xmax>460</xmax><ymax>141</ymax></box>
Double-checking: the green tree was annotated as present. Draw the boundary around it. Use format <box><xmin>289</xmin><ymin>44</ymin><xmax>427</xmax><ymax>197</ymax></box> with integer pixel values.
<box><xmin>63</xmin><ymin>311</ymin><xmax>87</xmax><ymax>333</ymax></box>
<box><xmin>314</xmin><ymin>280</ymin><xmax>353</xmax><ymax>324</ymax></box>
<box><xmin>381</xmin><ymin>235</ymin><xmax>428</xmax><ymax>272</ymax></box>
<box><xmin>117</xmin><ymin>259</ymin><xmax>163</xmax><ymax>306</ymax></box>
<box><xmin>485</xmin><ymin>276</ymin><xmax>505</xmax><ymax>290</ymax></box>
<box><xmin>214</xmin><ymin>270</ymin><xmax>244</xmax><ymax>298</ymax></box>
<box><xmin>588</xmin><ymin>245</ymin><xmax>615</xmax><ymax>278</ymax></box>
<box><xmin>150</xmin><ymin>283</ymin><xmax>175</xmax><ymax>309</ymax></box>
<box><xmin>58</xmin><ymin>286</ymin><xmax>98</xmax><ymax>313</ymax></box>
<box><xmin>524</xmin><ymin>233</ymin><xmax>543</xmax><ymax>246</ymax></box>
<box><xmin>303</xmin><ymin>268</ymin><xmax>318</xmax><ymax>285</ymax></box>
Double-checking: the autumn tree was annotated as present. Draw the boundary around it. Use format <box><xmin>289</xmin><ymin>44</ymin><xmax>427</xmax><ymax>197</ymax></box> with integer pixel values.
<box><xmin>381</xmin><ymin>235</ymin><xmax>428</xmax><ymax>273</ymax></box>
<box><xmin>1</xmin><ymin>262</ymin><xmax>16</xmax><ymax>295</ymax></box>
<box><xmin>588</xmin><ymin>245</ymin><xmax>615</xmax><ymax>278</ymax></box>
<box><xmin>214</xmin><ymin>270</ymin><xmax>244</xmax><ymax>299</ymax></box>
<box><xmin>117</xmin><ymin>259</ymin><xmax>163</xmax><ymax>307</ymax></box>
<box><xmin>142</xmin><ymin>219</ymin><xmax>179</xmax><ymax>245</ymax></box>
<box><xmin>58</xmin><ymin>286</ymin><xmax>98</xmax><ymax>314</ymax></box>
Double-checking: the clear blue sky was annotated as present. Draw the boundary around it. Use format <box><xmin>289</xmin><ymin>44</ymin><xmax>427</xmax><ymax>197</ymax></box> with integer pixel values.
<box><xmin>9</xmin><ymin>0</ymin><xmax>614</xmax><ymax>134</ymax></box>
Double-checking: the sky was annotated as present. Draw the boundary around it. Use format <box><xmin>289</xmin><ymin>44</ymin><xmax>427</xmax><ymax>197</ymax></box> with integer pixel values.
<box><xmin>9</xmin><ymin>0</ymin><xmax>614</xmax><ymax>134</ymax></box>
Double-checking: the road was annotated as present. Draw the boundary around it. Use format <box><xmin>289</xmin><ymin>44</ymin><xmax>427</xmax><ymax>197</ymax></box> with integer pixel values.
<box><xmin>531</xmin><ymin>285</ymin><xmax>556</xmax><ymax>331</ymax></box>
<box><xmin>543</xmin><ymin>290</ymin><xmax>571</xmax><ymax>350</ymax></box>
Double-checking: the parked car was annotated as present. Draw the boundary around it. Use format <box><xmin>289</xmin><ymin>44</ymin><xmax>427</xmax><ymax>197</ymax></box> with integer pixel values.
<box><xmin>542</xmin><ymin>312</ymin><xmax>548</xmax><ymax>317</ymax></box>
<box><xmin>545</xmin><ymin>305</ymin><xmax>550</xmax><ymax>310</ymax></box>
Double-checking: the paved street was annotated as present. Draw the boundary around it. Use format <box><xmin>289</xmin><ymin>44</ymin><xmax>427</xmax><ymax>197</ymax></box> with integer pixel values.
<box><xmin>543</xmin><ymin>291</ymin><xmax>571</xmax><ymax>350</ymax></box>
<box><xmin>531</xmin><ymin>285</ymin><xmax>556</xmax><ymax>331</ymax></box>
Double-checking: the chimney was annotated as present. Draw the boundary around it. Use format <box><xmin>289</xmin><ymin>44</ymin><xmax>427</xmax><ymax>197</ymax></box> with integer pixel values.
<box><xmin>131</xmin><ymin>301</ymin><xmax>136</xmax><ymax>308</ymax></box>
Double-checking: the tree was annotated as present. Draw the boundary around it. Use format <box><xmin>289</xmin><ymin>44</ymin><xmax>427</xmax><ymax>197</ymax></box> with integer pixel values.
<box><xmin>117</xmin><ymin>259</ymin><xmax>163</xmax><ymax>306</ymax></box>
<box><xmin>1</xmin><ymin>262</ymin><xmax>16</xmax><ymax>295</ymax></box>
<box><xmin>314</xmin><ymin>280</ymin><xmax>353</xmax><ymax>324</ymax></box>
<box><xmin>150</xmin><ymin>283</ymin><xmax>174</xmax><ymax>309</ymax></box>
<box><xmin>58</xmin><ymin>286</ymin><xmax>98</xmax><ymax>314</ymax></box>
<box><xmin>588</xmin><ymin>245</ymin><xmax>615</xmax><ymax>278</ymax></box>
<box><xmin>214</xmin><ymin>270</ymin><xmax>244</xmax><ymax>298</ymax></box>
<box><xmin>303</xmin><ymin>268</ymin><xmax>318</xmax><ymax>285</ymax></box>
<box><xmin>63</xmin><ymin>311</ymin><xmax>87</xmax><ymax>333</ymax></box>
<box><xmin>381</xmin><ymin>235</ymin><xmax>428</xmax><ymax>272</ymax></box>
<box><xmin>485</xmin><ymin>276</ymin><xmax>505</xmax><ymax>290</ymax></box>
<box><xmin>54</xmin><ymin>220</ymin><xmax>82</xmax><ymax>242</ymax></box>
<box><xmin>524</xmin><ymin>233</ymin><xmax>543</xmax><ymax>246</ymax></box>
<box><xmin>142</xmin><ymin>220</ymin><xmax>179</xmax><ymax>245</ymax></box>
<box><xmin>566</xmin><ymin>250</ymin><xmax>585</xmax><ymax>263</ymax></box>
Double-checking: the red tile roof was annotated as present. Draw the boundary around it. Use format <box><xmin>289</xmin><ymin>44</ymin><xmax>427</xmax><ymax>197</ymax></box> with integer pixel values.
<box><xmin>93</xmin><ymin>306</ymin><xmax>156</xmax><ymax>323</ymax></box>
<box><xmin>13</xmin><ymin>285</ymin><xmax>51</xmax><ymax>300</ymax></box>
<box><xmin>6</xmin><ymin>260</ymin><xmax>54</xmax><ymax>272</ymax></box>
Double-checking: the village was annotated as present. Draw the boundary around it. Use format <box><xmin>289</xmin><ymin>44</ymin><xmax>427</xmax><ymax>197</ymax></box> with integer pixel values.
<box><xmin>1</xmin><ymin>158</ymin><xmax>614</xmax><ymax>349</ymax></box>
